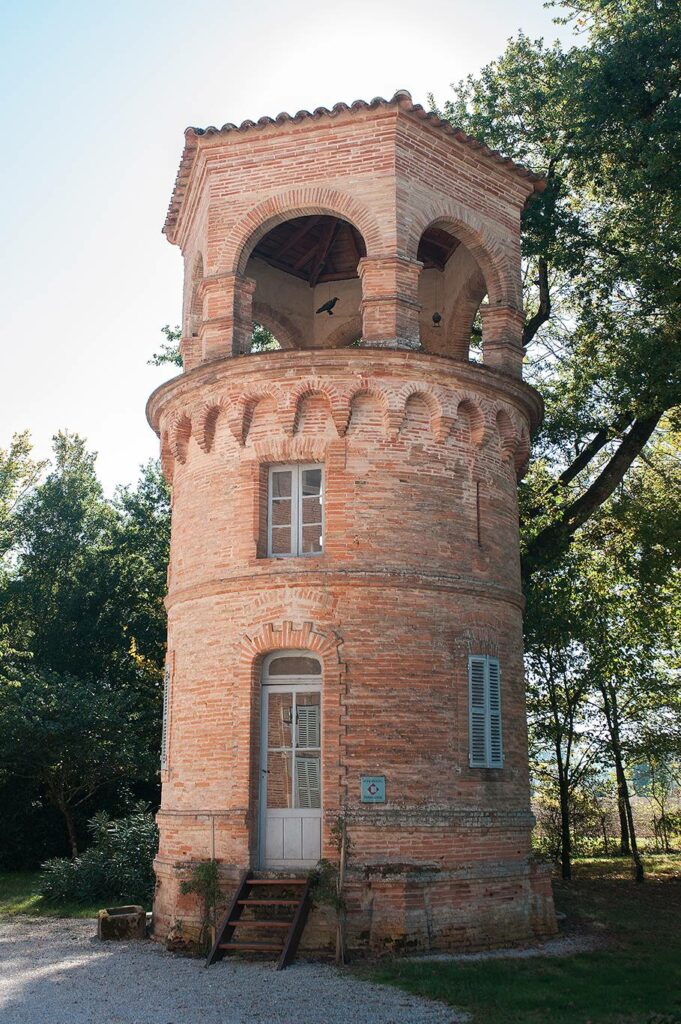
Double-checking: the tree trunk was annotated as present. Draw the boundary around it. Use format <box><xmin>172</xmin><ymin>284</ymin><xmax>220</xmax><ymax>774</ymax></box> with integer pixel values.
<box><xmin>615</xmin><ymin>762</ymin><xmax>631</xmax><ymax>855</ymax></box>
<box><xmin>556</xmin><ymin>753</ymin><xmax>572</xmax><ymax>880</ymax></box>
<box><xmin>620</xmin><ymin>766</ymin><xmax>644</xmax><ymax>883</ymax></box>
<box><xmin>62</xmin><ymin>804</ymin><xmax>79</xmax><ymax>859</ymax></box>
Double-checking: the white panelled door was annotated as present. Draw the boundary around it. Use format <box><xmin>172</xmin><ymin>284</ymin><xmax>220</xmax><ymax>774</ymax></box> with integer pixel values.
<box><xmin>260</xmin><ymin>653</ymin><xmax>322</xmax><ymax>868</ymax></box>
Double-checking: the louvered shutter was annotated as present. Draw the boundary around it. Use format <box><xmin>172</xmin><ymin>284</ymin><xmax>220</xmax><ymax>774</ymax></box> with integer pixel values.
<box><xmin>296</xmin><ymin>705</ymin><xmax>320</xmax><ymax>748</ymax></box>
<box><xmin>295</xmin><ymin>756</ymin><xmax>321</xmax><ymax>808</ymax></box>
<box><xmin>487</xmin><ymin>657</ymin><xmax>503</xmax><ymax>767</ymax></box>
<box><xmin>160</xmin><ymin>664</ymin><xmax>171</xmax><ymax>769</ymax></box>
<box><xmin>468</xmin><ymin>656</ymin><xmax>487</xmax><ymax>767</ymax></box>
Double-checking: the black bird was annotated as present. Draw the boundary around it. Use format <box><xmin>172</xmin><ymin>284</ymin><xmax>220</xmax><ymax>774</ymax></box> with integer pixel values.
<box><xmin>316</xmin><ymin>297</ymin><xmax>339</xmax><ymax>316</ymax></box>
<box><xmin>432</xmin><ymin>311</ymin><xmax>442</xmax><ymax>326</ymax></box>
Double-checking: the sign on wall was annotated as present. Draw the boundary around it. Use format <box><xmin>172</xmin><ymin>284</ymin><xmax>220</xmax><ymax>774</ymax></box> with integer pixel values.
<box><xmin>360</xmin><ymin>775</ymin><xmax>386</xmax><ymax>803</ymax></box>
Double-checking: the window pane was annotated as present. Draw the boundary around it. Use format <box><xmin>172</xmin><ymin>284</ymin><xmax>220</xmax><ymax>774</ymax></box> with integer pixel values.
<box><xmin>271</xmin><ymin>470</ymin><xmax>292</xmax><ymax>498</ymax></box>
<box><xmin>295</xmin><ymin>753</ymin><xmax>321</xmax><ymax>809</ymax></box>
<box><xmin>301</xmin><ymin>495</ymin><xmax>322</xmax><ymax>525</ymax></box>
<box><xmin>301</xmin><ymin>468</ymin><xmax>322</xmax><ymax>496</ymax></box>
<box><xmin>268</xmin><ymin>656</ymin><xmax>321</xmax><ymax>677</ymax></box>
<box><xmin>301</xmin><ymin>523</ymin><xmax>322</xmax><ymax>553</ymax></box>
<box><xmin>271</xmin><ymin>498</ymin><xmax>292</xmax><ymax>527</ymax></box>
<box><xmin>271</xmin><ymin>527</ymin><xmax>293</xmax><ymax>555</ymax></box>
<box><xmin>267</xmin><ymin>751</ymin><xmax>293</xmax><ymax>808</ymax></box>
<box><xmin>267</xmin><ymin>691</ymin><xmax>293</xmax><ymax>748</ymax></box>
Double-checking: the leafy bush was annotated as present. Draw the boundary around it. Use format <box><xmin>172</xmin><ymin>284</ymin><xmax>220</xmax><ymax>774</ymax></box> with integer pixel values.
<box><xmin>39</xmin><ymin>803</ymin><xmax>158</xmax><ymax>906</ymax></box>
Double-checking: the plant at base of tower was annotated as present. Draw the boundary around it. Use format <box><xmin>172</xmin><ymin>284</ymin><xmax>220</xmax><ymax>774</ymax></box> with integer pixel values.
<box><xmin>180</xmin><ymin>859</ymin><xmax>221</xmax><ymax>953</ymax></box>
<box><xmin>310</xmin><ymin>814</ymin><xmax>353</xmax><ymax>965</ymax></box>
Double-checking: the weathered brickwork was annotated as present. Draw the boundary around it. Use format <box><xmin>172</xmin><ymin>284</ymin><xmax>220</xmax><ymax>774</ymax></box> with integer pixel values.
<box><xmin>149</xmin><ymin>91</ymin><xmax>556</xmax><ymax>952</ymax></box>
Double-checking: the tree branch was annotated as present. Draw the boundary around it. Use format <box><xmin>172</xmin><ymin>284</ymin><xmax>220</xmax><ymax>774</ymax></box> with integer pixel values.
<box><xmin>524</xmin><ymin>412</ymin><xmax>662</xmax><ymax>570</ymax></box>
<box><xmin>523</xmin><ymin>257</ymin><xmax>551</xmax><ymax>348</ymax></box>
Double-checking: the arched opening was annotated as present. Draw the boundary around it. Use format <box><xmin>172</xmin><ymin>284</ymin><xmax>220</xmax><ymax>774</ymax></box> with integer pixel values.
<box><xmin>259</xmin><ymin>650</ymin><xmax>322</xmax><ymax>867</ymax></box>
<box><xmin>417</xmin><ymin>225</ymin><xmax>488</xmax><ymax>362</ymax></box>
<box><xmin>245</xmin><ymin>215</ymin><xmax>367</xmax><ymax>350</ymax></box>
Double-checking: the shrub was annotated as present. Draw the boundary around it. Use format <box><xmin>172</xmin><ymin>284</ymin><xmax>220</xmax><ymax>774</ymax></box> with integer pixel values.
<box><xmin>39</xmin><ymin>803</ymin><xmax>158</xmax><ymax>907</ymax></box>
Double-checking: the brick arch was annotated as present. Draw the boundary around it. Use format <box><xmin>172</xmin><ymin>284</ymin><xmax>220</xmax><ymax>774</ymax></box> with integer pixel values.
<box><xmin>325</xmin><ymin>317</ymin><xmax>363</xmax><ymax>348</ymax></box>
<box><xmin>232</xmin><ymin>384</ymin><xmax>283</xmax><ymax>446</ymax></box>
<box><xmin>169</xmin><ymin>411</ymin><xmax>193</xmax><ymax>464</ymax></box>
<box><xmin>347</xmin><ymin>379</ymin><xmax>393</xmax><ymax>435</ymax></box>
<box><xmin>240</xmin><ymin>620</ymin><xmax>344</xmax><ymax>667</ymax></box>
<box><xmin>193</xmin><ymin>395</ymin><xmax>235</xmax><ymax>453</ymax></box>
<box><xmin>407</xmin><ymin>202</ymin><xmax>519</xmax><ymax>308</ymax></box>
<box><xmin>252</xmin><ymin>300</ymin><xmax>300</xmax><ymax>350</ymax></box>
<box><xmin>454</xmin><ymin>395</ymin><xmax>486</xmax><ymax>446</ymax></box>
<box><xmin>495</xmin><ymin>408</ymin><xmax>517</xmax><ymax>460</ymax></box>
<box><xmin>280</xmin><ymin>378</ymin><xmax>348</xmax><ymax>437</ymax></box>
<box><xmin>219</xmin><ymin>187</ymin><xmax>385</xmax><ymax>275</ymax></box>
<box><xmin>397</xmin><ymin>383</ymin><xmax>449</xmax><ymax>442</ymax></box>
<box><xmin>514</xmin><ymin>422</ymin><xmax>531</xmax><ymax>478</ymax></box>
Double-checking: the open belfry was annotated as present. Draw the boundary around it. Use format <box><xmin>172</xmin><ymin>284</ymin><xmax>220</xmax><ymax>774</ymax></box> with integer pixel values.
<box><xmin>148</xmin><ymin>89</ymin><xmax>557</xmax><ymax>954</ymax></box>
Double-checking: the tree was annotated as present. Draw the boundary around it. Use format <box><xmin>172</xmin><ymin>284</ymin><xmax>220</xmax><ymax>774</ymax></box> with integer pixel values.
<box><xmin>0</xmin><ymin>434</ymin><xmax>170</xmax><ymax>861</ymax></box>
<box><xmin>0</xmin><ymin>670</ymin><xmax>153</xmax><ymax>857</ymax></box>
<box><xmin>434</xmin><ymin>0</ymin><xmax>681</xmax><ymax>575</ymax></box>
<box><xmin>149</xmin><ymin>322</ymin><xmax>279</xmax><ymax>369</ymax></box>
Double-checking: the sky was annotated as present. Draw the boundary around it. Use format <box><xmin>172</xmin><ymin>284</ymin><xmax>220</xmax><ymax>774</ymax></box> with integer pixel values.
<box><xmin>0</xmin><ymin>0</ymin><xmax>571</xmax><ymax>494</ymax></box>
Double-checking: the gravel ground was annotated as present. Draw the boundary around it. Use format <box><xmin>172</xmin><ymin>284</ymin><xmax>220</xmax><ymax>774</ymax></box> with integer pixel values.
<box><xmin>0</xmin><ymin>917</ymin><xmax>465</xmax><ymax>1024</ymax></box>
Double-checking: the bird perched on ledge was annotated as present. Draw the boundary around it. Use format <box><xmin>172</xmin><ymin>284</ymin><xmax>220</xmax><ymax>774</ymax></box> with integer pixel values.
<box><xmin>316</xmin><ymin>297</ymin><xmax>338</xmax><ymax>315</ymax></box>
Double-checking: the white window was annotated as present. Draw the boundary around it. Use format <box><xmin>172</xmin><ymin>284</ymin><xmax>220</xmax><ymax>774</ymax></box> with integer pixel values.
<box><xmin>268</xmin><ymin>464</ymin><xmax>323</xmax><ymax>557</ymax></box>
<box><xmin>468</xmin><ymin>655</ymin><xmax>503</xmax><ymax>768</ymax></box>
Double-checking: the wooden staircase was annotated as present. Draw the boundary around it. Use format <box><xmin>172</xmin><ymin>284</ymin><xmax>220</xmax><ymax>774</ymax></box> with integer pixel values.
<box><xmin>206</xmin><ymin>871</ymin><xmax>312</xmax><ymax>970</ymax></box>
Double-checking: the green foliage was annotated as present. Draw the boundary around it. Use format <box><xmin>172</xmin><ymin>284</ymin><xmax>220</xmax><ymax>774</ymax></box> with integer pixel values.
<box><xmin>180</xmin><ymin>859</ymin><xmax>220</xmax><ymax>951</ymax></box>
<box><xmin>39</xmin><ymin>804</ymin><xmax>157</xmax><ymax>906</ymax></box>
<box><xmin>148</xmin><ymin>325</ymin><xmax>182</xmax><ymax>367</ymax></box>
<box><xmin>0</xmin><ymin>433</ymin><xmax>169</xmax><ymax>864</ymax></box>
<box><xmin>434</xmin><ymin>0</ymin><xmax>681</xmax><ymax>571</ymax></box>
<box><xmin>148</xmin><ymin>322</ymin><xmax>279</xmax><ymax>369</ymax></box>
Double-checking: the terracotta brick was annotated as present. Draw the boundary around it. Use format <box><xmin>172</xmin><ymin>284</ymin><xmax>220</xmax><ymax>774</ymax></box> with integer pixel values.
<box><xmin>148</xmin><ymin>94</ymin><xmax>555</xmax><ymax>952</ymax></box>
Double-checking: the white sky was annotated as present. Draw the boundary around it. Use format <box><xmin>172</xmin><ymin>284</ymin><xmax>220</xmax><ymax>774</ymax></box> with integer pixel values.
<box><xmin>1</xmin><ymin>0</ymin><xmax>571</xmax><ymax>493</ymax></box>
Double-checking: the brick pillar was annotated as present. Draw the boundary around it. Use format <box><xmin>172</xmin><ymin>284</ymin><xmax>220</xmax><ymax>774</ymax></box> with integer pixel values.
<box><xmin>180</xmin><ymin>336</ymin><xmax>201</xmax><ymax>371</ymax></box>
<box><xmin>359</xmin><ymin>256</ymin><xmax>422</xmax><ymax>350</ymax></box>
<box><xmin>481</xmin><ymin>305</ymin><xmax>525</xmax><ymax>377</ymax></box>
<box><xmin>199</xmin><ymin>273</ymin><xmax>256</xmax><ymax>361</ymax></box>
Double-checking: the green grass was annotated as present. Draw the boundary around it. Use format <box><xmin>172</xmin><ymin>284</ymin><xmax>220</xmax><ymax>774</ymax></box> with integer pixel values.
<box><xmin>369</xmin><ymin>854</ymin><xmax>681</xmax><ymax>1024</ymax></box>
<box><xmin>0</xmin><ymin>871</ymin><xmax>104</xmax><ymax>918</ymax></box>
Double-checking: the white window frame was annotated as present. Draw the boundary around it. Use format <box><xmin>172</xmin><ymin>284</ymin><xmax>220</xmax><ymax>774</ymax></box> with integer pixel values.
<box><xmin>468</xmin><ymin>655</ymin><xmax>503</xmax><ymax>769</ymax></box>
<box><xmin>267</xmin><ymin>463</ymin><xmax>324</xmax><ymax>558</ymax></box>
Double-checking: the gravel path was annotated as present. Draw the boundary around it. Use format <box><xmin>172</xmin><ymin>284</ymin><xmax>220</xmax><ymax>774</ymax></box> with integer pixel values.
<box><xmin>0</xmin><ymin>917</ymin><xmax>465</xmax><ymax>1024</ymax></box>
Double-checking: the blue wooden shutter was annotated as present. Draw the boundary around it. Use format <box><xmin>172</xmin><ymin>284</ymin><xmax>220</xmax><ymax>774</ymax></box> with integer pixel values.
<box><xmin>468</xmin><ymin>656</ymin><xmax>487</xmax><ymax>767</ymax></box>
<box><xmin>161</xmin><ymin>663</ymin><xmax>171</xmax><ymax>769</ymax></box>
<box><xmin>487</xmin><ymin>657</ymin><xmax>503</xmax><ymax>768</ymax></box>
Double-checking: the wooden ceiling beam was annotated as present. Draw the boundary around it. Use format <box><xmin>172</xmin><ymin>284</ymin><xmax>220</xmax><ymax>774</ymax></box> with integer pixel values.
<box><xmin>274</xmin><ymin>216</ymin><xmax>321</xmax><ymax>260</ymax></box>
<box><xmin>309</xmin><ymin>219</ymin><xmax>339</xmax><ymax>287</ymax></box>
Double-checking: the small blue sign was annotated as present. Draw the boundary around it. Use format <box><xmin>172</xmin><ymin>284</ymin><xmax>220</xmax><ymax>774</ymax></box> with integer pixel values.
<box><xmin>360</xmin><ymin>775</ymin><xmax>386</xmax><ymax>803</ymax></box>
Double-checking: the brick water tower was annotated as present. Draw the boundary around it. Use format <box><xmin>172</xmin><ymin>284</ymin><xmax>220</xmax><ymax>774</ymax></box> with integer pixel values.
<box><xmin>148</xmin><ymin>90</ymin><xmax>556</xmax><ymax>952</ymax></box>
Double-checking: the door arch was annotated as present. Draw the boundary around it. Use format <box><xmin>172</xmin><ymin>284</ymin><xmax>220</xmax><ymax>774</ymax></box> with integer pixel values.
<box><xmin>259</xmin><ymin>651</ymin><xmax>322</xmax><ymax>868</ymax></box>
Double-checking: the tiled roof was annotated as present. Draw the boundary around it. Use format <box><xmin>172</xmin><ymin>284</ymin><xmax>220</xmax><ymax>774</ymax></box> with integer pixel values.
<box><xmin>163</xmin><ymin>89</ymin><xmax>545</xmax><ymax>240</ymax></box>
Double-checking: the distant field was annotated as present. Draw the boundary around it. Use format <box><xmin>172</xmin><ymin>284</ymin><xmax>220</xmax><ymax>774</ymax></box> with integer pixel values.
<box><xmin>370</xmin><ymin>854</ymin><xmax>681</xmax><ymax>1024</ymax></box>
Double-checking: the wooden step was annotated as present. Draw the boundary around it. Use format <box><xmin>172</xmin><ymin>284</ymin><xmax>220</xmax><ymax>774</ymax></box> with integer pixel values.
<box><xmin>237</xmin><ymin>898</ymin><xmax>298</xmax><ymax>906</ymax></box>
<box><xmin>229</xmin><ymin>919</ymin><xmax>291</xmax><ymax>928</ymax></box>
<box><xmin>206</xmin><ymin>872</ymin><xmax>313</xmax><ymax>971</ymax></box>
<box><xmin>248</xmin><ymin>878</ymin><xmax>307</xmax><ymax>886</ymax></box>
<box><xmin>219</xmin><ymin>942</ymin><xmax>284</xmax><ymax>952</ymax></box>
